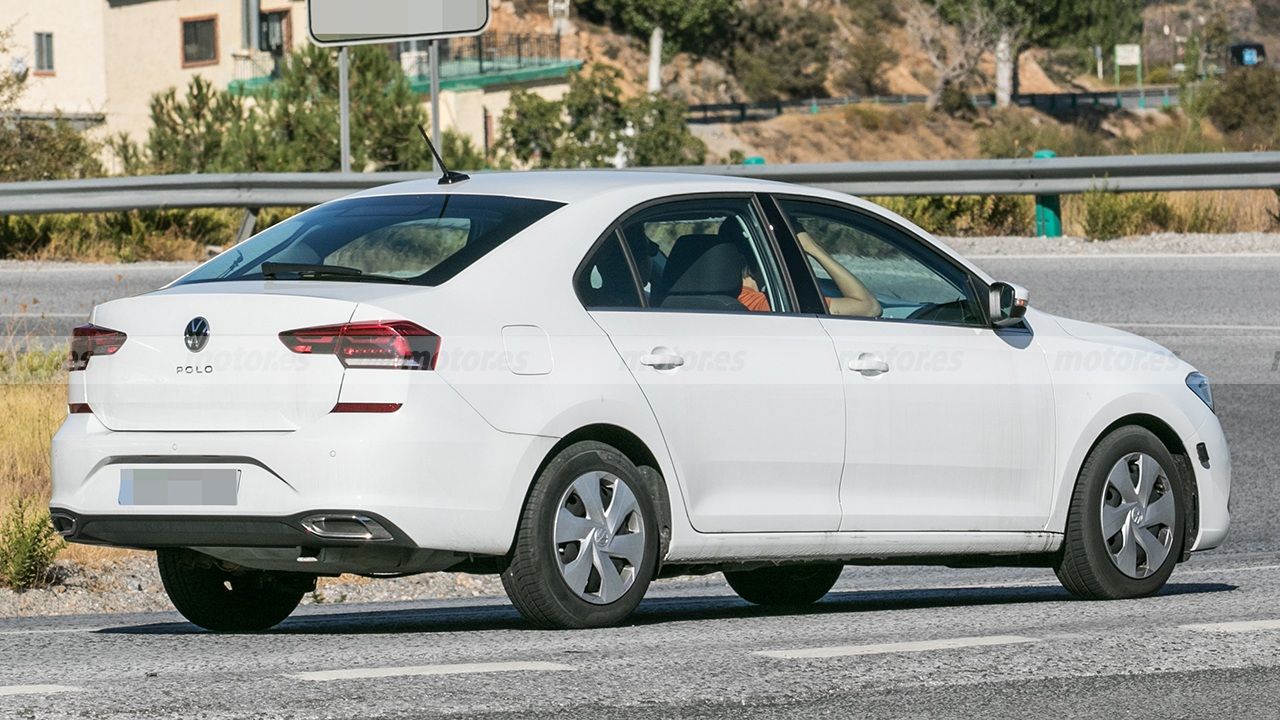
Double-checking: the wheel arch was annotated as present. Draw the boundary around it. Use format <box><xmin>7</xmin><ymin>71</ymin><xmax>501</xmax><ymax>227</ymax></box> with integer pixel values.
<box><xmin>1065</xmin><ymin>413</ymin><xmax>1200</xmax><ymax>561</ymax></box>
<box><xmin>525</xmin><ymin>424</ymin><xmax>674</xmax><ymax>564</ymax></box>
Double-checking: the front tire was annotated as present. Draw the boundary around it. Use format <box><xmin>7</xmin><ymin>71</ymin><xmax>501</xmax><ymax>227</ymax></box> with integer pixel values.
<box><xmin>501</xmin><ymin>441</ymin><xmax>660</xmax><ymax>629</ymax></box>
<box><xmin>1055</xmin><ymin>426</ymin><xmax>1186</xmax><ymax>600</ymax></box>
<box><xmin>724</xmin><ymin>563</ymin><xmax>843</xmax><ymax>607</ymax></box>
<box><xmin>157</xmin><ymin>549</ymin><xmax>312</xmax><ymax>632</ymax></box>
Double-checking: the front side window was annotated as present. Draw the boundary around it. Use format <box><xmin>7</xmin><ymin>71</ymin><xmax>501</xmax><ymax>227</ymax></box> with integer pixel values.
<box><xmin>617</xmin><ymin>197</ymin><xmax>788</xmax><ymax>313</ymax></box>
<box><xmin>777</xmin><ymin>198</ymin><xmax>985</xmax><ymax>326</ymax></box>
<box><xmin>33</xmin><ymin>32</ymin><xmax>53</xmax><ymax>74</ymax></box>
<box><xmin>182</xmin><ymin>17</ymin><xmax>218</xmax><ymax>66</ymax></box>
<box><xmin>176</xmin><ymin>194</ymin><xmax>563</xmax><ymax>287</ymax></box>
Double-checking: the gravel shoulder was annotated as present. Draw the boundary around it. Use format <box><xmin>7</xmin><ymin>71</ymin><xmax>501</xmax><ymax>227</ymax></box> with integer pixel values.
<box><xmin>944</xmin><ymin>232</ymin><xmax>1280</xmax><ymax>256</ymax></box>
<box><xmin>0</xmin><ymin>554</ymin><xmax>511</xmax><ymax>618</ymax></box>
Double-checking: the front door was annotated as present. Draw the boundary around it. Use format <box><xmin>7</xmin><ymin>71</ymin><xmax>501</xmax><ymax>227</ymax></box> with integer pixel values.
<box><xmin>580</xmin><ymin>196</ymin><xmax>846</xmax><ymax>533</ymax></box>
<box><xmin>773</xmin><ymin>197</ymin><xmax>1057</xmax><ymax>532</ymax></box>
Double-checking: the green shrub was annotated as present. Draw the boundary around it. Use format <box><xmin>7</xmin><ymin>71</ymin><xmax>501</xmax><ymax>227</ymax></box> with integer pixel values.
<box><xmin>980</xmin><ymin>110</ymin><xmax>1111</xmax><ymax>159</ymax></box>
<box><xmin>1205</xmin><ymin>66</ymin><xmax>1280</xmax><ymax>142</ymax></box>
<box><xmin>0</xmin><ymin>349</ymin><xmax>66</xmax><ymax>383</ymax></box>
<box><xmin>875</xmin><ymin>195</ymin><xmax>1031</xmax><ymax>236</ymax></box>
<box><xmin>836</xmin><ymin>36</ymin><xmax>899</xmax><ymax>96</ymax></box>
<box><xmin>729</xmin><ymin>4</ymin><xmax>834</xmax><ymax>100</ymax></box>
<box><xmin>1081</xmin><ymin>189</ymin><xmax>1176</xmax><ymax>240</ymax></box>
<box><xmin>0</xmin><ymin>495</ymin><xmax>63</xmax><ymax>590</ymax></box>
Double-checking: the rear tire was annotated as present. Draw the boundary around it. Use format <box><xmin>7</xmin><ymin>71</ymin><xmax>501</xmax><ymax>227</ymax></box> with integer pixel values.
<box><xmin>157</xmin><ymin>549</ymin><xmax>312</xmax><ymax>632</ymax></box>
<box><xmin>501</xmin><ymin>441</ymin><xmax>660</xmax><ymax>629</ymax></box>
<box><xmin>1055</xmin><ymin>426</ymin><xmax>1186</xmax><ymax>600</ymax></box>
<box><xmin>724</xmin><ymin>563</ymin><xmax>843</xmax><ymax>607</ymax></box>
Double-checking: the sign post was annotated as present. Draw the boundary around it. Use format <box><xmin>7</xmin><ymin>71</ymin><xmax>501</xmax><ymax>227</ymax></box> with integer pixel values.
<box><xmin>307</xmin><ymin>0</ymin><xmax>491</xmax><ymax>172</ymax></box>
<box><xmin>338</xmin><ymin>46</ymin><xmax>351</xmax><ymax>172</ymax></box>
<box><xmin>1114</xmin><ymin>43</ymin><xmax>1144</xmax><ymax>109</ymax></box>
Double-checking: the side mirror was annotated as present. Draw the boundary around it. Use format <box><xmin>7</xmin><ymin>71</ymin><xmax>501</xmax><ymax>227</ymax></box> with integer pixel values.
<box><xmin>989</xmin><ymin>281</ymin><xmax>1030</xmax><ymax>327</ymax></box>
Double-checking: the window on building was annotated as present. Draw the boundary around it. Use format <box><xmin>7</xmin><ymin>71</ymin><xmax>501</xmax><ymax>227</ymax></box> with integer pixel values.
<box><xmin>34</xmin><ymin>32</ymin><xmax>53</xmax><ymax>74</ymax></box>
<box><xmin>182</xmin><ymin>17</ymin><xmax>218</xmax><ymax>67</ymax></box>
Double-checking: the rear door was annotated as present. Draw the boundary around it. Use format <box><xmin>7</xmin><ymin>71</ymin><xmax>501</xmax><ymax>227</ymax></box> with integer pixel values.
<box><xmin>583</xmin><ymin>195</ymin><xmax>846</xmax><ymax>533</ymax></box>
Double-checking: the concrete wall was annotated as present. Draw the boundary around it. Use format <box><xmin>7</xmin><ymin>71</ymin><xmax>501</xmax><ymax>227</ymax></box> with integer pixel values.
<box><xmin>1</xmin><ymin>0</ymin><xmax>109</xmax><ymax>115</ymax></box>
<box><xmin>440</xmin><ymin>80</ymin><xmax>570</xmax><ymax>156</ymax></box>
<box><xmin>101</xmin><ymin>0</ymin><xmax>307</xmax><ymax>140</ymax></box>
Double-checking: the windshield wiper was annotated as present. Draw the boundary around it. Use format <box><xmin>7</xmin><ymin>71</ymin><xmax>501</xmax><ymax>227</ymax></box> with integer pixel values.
<box><xmin>260</xmin><ymin>262</ymin><xmax>408</xmax><ymax>284</ymax></box>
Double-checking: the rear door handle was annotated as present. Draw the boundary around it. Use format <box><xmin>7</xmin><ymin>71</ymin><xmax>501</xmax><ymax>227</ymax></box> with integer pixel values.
<box><xmin>640</xmin><ymin>348</ymin><xmax>685</xmax><ymax>371</ymax></box>
<box><xmin>848</xmin><ymin>353</ymin><xmax>890</xmax><ymax>376</ymax></box>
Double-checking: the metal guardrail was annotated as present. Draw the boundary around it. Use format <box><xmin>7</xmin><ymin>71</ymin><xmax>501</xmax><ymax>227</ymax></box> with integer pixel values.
<box><xmin>687</xmin><ymin>87</ymin><xmax>1183</xmax><ymax>123</ymax></box>
<box><xmin>0</xmin><ymin>152</ymin><xmax>1276</xmax><ymax>218</ymax></box>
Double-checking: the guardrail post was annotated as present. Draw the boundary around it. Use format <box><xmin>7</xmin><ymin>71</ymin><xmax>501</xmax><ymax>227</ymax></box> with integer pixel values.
<box><xmin>1033</xmin><ymin>150</ymin><xmax>1063</xmax><ymax>238</ymax></box>
<box><xmin>236</xmin><ymin>207</ymin><xmax>260</xmax><ymax>243</ymax></box>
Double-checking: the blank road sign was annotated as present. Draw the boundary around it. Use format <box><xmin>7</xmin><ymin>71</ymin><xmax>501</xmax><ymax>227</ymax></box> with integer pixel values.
<box><xmin>1114</xmin><ymin>44</ymin><xmax>1142</xmax><ymax>67</ymax></box>
<box><xmin>309</xmin><ymin>0</ymin><xmax>490</xmax><ymax>46</ymax></box>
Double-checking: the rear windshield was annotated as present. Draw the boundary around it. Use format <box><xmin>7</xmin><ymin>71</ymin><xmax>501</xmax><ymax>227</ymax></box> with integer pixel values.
<box><xmin>175</xmin><ymin>194</ymin><xmax>563</xmax><ymax>287</ymax></box>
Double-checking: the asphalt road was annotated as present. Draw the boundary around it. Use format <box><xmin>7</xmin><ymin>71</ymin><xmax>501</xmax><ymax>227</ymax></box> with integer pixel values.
<box><xmin>1</xmin><ymin>254</ymin><xmax>1278</xmax><ymax>719</ymax></box>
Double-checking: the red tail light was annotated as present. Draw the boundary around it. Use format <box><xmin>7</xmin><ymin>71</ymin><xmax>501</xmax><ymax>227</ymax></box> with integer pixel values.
<box><xmin>69</xmin><ymin>324</ymin><xmax>127</xmax><ymax>371</ymax></box>
<box><xmin>279</xmin><ymin>321</ymin><xmax>440</xmax><ymax>370</ymax></box>
<box><xmin>332</xmin><ymin>402</ymin><xmax>403</xmax><ymax>413</ymax></box>
<box><xmin>68</xmin><ymin>403</ymin><xmax>93</xmax><ymax>414</ymax></box>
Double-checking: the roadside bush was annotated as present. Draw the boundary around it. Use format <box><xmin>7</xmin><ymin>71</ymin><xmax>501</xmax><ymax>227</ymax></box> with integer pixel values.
<box><xmin>1077</xmin><ymin>189</ymin><xmax>1224</xmax><ymax>240</ymax></box>
<box><xmin>0</xmin><ymin>495</ymin><xmax>63</xmax><ymax>590</ymax></box>
<box><xmin>836</xmin><ymin>36</ymin><xmax>899</xmax><ymax>96</ymax></box>
<box><xmin>1205</xmin><ymin>66</ymin><xmax>1280</xmax><ymax>138</ymax></box>
<box><xmin>875</xmin><ymin>195</ymin><xmax>1031</xmax><ymax>236</ymax></box>
<box><xmin>979</xmin><ymin>110</ymin><xmax>1111</xmax><ymax>159</ymax></box>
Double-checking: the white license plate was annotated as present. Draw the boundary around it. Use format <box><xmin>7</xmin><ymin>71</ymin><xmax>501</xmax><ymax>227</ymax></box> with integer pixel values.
<box><xmin>118</xmin><ymin>468</ymin><xmax>240</xmax><ymax>506</ymax></box>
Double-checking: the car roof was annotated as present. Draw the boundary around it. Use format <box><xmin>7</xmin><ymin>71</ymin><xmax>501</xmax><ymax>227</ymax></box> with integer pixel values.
<box><xmin>346</xmin><ymin>169</ymin><xmax>995</xmax><ymax>284</ymax></box>
<box><xmin>348</xmin><ymin>169</ymin><xmax>787</xmax><ymax>204</ymax></box>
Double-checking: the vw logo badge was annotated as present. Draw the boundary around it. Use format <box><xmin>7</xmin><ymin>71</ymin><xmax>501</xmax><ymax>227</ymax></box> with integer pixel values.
<box><xmin>184</xmin><ymin>317</ymin><xmax>210</xmax><ymax>353</ymax></box>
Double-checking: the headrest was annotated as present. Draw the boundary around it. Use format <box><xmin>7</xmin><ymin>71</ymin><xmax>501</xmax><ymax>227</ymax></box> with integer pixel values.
<box><xmin>658</xmin><ymin>234</ymin><xmax>744</xmax><ymax>300</ymax></box>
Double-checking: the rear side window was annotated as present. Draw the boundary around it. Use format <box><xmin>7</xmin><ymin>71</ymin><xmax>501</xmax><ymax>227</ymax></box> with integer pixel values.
<box><xmin>177</xmin><ymin>194</ymin><xmax>563</xmax><ymax>287</ymax></box>
<box><xmin>577</xmin><ymin>232</ymin><xmax>643</xmax><ymax>309</ymax></box>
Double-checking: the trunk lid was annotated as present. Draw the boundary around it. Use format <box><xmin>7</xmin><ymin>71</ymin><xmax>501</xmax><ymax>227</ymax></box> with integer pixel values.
<box><xmin>84</xmin><ymin>282</ymin><xmax>405</xmax><ymax>431</ymax></box>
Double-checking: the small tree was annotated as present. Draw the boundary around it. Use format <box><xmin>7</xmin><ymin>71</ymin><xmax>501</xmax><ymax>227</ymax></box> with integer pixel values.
<box><xmin>909</xmin><ymin>0</ymin><xmax>1001</xmax><ymax>112</ymax></box>
<box><xmin>130</xmin><ymin>44</ymin><xmax>433</xmax><ymax>174</ymax></box>
<box><xmin>0</xmin><ymin>26</ymin><xmax>102</xmax><ymax>181</ymax></box>
<box><xmin>497</xmin><ymin>64</ymin><xmax>704</xmax><ymax>169</ymax></box>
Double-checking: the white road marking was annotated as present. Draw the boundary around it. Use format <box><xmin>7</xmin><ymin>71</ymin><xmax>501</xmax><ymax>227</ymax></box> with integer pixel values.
<box><xmin>969</xmin><ymin>252</ymin><xmax>1280</xmax><ymax>261</ymax></box>
<box><xmin>1111</xmin><ymin>322</ymin><xmax>1280</xmax><ymax>332</ymax></box>
<box><xmin>1180</xmin><ymin>619</ymin><xmax>1280</xmax><ymax>633</ymax></box>
<box><xmin>287</xmin><ymin>661</ymin><xmax>575</xmax><ymax>682</ymax></box>
<box><xmin>0</xmin><ymin>685</ymin><xmax>82</xmax><ymax>697</ymax></box>
<box><xmin>0</xmin><ymin>313</ymin><xmax>86</xmax><ymax>318</ymax></box>
<box><xmin>755</xmin><ymin>635</ymin><xmax>1039</xmax><ymax>660</ymax></box>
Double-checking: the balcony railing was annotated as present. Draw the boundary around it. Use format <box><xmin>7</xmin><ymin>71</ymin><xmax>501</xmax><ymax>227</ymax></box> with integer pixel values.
<box><xmin>398</xmin><ymin>32</ymin><xmax>566</xmax><ymax>84</ymax></box>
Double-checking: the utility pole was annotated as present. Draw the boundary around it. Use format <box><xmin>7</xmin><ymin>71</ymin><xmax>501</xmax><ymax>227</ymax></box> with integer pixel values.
<box><xmin>338</xmin><ymin>46</ymin><xmax>351</xmax><ymax>172</ymax></box>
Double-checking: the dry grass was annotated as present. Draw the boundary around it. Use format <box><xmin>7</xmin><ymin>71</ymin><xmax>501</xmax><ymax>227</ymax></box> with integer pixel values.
<box><xmin>1</xmin><ymin>351</ymin><xmax>138</xmax><ymax>567</ymax></box>
<box><xmin>1061</xmin><ymin>189</ymin><xmax>1279</xmax><ymax>238</ymax></box>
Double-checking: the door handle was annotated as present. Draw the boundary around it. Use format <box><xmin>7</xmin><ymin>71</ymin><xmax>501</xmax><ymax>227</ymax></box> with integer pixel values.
<box><xmin>640</xmin><ymin>348</ymin><xmax>685</xmax><ymax>371</ymax></box>
<box><xmin>848</xmin><ymin>353</ymin><xmax>890</xmax><ymax>376</ymax></box>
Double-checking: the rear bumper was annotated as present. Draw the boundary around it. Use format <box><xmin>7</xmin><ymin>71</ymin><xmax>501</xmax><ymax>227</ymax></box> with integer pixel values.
<box><xmin>48</xmin><ymin>508</ymin><xmax>415</xmax><ymax>549</ymax></box>
<box><xmin>50</xmin><ymin>375</ymin><xmax>559</xmax><ymax>557</ymax></box>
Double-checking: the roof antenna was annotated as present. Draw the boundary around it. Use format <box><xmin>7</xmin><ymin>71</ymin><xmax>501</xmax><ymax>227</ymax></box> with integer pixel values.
<box><xmin>417</xmin><ymin>124</ymin><xmax>470</xmax><ymax>185</ymax></box>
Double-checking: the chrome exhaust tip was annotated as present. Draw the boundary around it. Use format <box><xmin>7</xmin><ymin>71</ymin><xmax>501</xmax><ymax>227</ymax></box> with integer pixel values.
<box><xmin>299</xmin><ymin>514</ymin><xmax>393</xmax><ymax>541</ymax></box>
<box><xmin>49</xmin><ymin>512</ymin><xmax>77</xmax><ymax>537</ymax></box>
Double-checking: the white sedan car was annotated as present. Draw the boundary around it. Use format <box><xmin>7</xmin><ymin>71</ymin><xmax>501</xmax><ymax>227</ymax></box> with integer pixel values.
<box><xmin>50</xmin><ymin>171</ymin><xmax>1230</xmax><ymax>631</ymax></box>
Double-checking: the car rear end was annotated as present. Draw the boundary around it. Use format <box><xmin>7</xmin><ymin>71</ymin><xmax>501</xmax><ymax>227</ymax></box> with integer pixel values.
<box><xmin>49</xmin><ymin>190</ymin><xmax>564</xmax><ymax>576</ymax></box>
